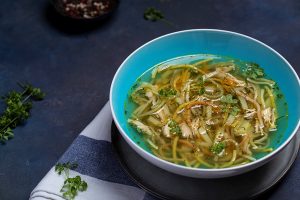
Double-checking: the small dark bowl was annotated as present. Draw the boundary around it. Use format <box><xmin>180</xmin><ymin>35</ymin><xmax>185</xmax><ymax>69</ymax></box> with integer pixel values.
<box><xmin>50</xmin><ymin>0</ymin><xmax>119</xmax><ymax>22</ymax></box>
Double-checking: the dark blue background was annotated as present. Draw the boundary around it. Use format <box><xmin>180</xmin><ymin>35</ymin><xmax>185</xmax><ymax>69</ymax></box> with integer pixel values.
<box><xmin>0</xmin><ymin>0</ymin><xmax>299</xmax><ymax>199</ymax></box>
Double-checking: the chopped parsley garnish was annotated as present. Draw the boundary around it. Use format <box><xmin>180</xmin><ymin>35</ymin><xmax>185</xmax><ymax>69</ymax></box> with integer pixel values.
<box><xmin>276</xmin><ymin>115</ymin><xmax>288</xmax><ymax>120</ymax></box>
<box><xmin>197</xmin><ymin>77</ymin><xmax>205</xmax><ymax>95</ymax></box>
<box><xmin>230</xmin><ymin>106</ymin><xmax>241</xmax><ymax>116</ymax></box>
<box><xmin>198</xmin><ymin>87</ymin><xmax>205</xmax><ymax>95</ymax></box>
<box><xmin>220</xmin><ymin>94</ymin><xmax>238</xmax><ymax>104</ymax></box>
<box><xmin>210</xmin><ymin>142</ymin><xmax>225</xmax><ymax>155</ymax></box>
<box><xmin>198</xmin><ymin>76</ymin><xmax>204</xmax><ymax>86</ymax></box>
<box><xmin>136</xmin><ymin>127</ymin><xmax>147</xmax><ymax>135</ymax></box>
<box><xmin>136</xmin><ymin>88</ymin><xmax>146</xmax><ymax>97</ymax></box>
<box><xmin>277</xmin><ymin>94</ymin><xmax>283</xmax><ymax>99</ymax></box>
<box><xmin>158</xmin><ymin>88</ymin><xmax>177</xmax><ymax>97</ymax></box>
<box><xmin>243</xmin><ymin>62</ymin><xmax>264</xmax><ymax>79</ymax></box>
<box><xmin>55</xmin><ymin>162</ymin><xmax>88</xmax><ymax>200</ymax></box>
<box><xmin>221</xmin><ymin>104</ymin><xmax>240</xmax><ymax>115</ymax></box>
<box><xmin>221</xmin><ymin>105</ymin><xmax>229</xmax><ymax>113</ymax></box>
<box><xmin>168</xmin><ymin>119</ymin><xmax>181</xmax><ymax>135</ymax></box>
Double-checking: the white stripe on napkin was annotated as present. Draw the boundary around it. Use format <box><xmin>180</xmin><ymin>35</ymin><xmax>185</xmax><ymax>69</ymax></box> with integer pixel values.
<box><xmin>80</xmin><ymin>102</ymin><xmax>112</xmax><ymax>142</ymax></box>
<box><xmin>30</xmin><ymin>168</ymin><xmax>145</xmax><ymax>200</ymax></box>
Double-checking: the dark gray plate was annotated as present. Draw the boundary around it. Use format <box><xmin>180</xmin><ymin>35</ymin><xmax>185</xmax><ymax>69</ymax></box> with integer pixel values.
<box><xmin>111</xmin><ymin>123</ymin><xmax>300</xmax><ymax>200</ymax></box>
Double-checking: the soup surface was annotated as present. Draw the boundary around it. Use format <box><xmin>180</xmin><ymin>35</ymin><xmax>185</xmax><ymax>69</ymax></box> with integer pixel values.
<box><xmin>126</xmin><ymin>54</ymin><xmax>288</xmax><ymax>168</ymax></box>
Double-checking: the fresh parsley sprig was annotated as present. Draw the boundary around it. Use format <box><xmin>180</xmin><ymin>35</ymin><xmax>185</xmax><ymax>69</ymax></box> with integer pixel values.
<box><xmin>144</xmin><ymin>7</ymin><xmax>164</xmax><ymax>22</ymax></box>
<box><xmin>0</xmin><ymin>127</ymin><xmax>13</xmax><ymax>142</ymax></box>
<box><xmin>61</xmin><ymin>176</ymin><xmax>88</xmax><ymax>200</ymax></box>
<box><xmin>55</xmin><ymin>162</ymin><xmax>78</xmax><ymax>177</ymax></box>
<box><xmin>55</xmin><ymin>162</ymin><xmax>88</xmax><ymax>200</ymax></box>
<box><xmin>18</xmin><ymin>82</ymin><xmax>45</xmax><ymax>100</ymax></box>
<box><xmin>143</xmin><ymin>7</ymin><xmax>174</xmax><ymax>26</ymax></box>
<box><xmin>0</xmin><ymin>83</ymin><xmax>45</xmax><ymax>143</ymax></box>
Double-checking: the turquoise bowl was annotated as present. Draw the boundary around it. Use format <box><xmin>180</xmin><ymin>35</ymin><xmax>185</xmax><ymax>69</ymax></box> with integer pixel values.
<box><xmin>110</xmin><ymin>29</ymin><xmax>300</xmax><ymax>178</ymax></box>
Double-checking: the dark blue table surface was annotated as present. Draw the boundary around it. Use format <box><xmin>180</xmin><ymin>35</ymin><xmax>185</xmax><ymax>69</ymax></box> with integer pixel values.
<box><xmin>0</xmin><ymin>0</ymin><xmax>299</xmax><ymax>199</ymax></box>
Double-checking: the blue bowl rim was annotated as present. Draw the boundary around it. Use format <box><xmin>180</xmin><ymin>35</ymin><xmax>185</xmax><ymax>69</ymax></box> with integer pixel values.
<box><xmin>110</xmin><ymin>29</ymin><xmax>300</xmax><ymax>172</ymax></box>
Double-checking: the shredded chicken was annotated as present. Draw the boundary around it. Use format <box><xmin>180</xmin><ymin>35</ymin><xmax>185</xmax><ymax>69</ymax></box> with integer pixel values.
<box><xmin>162</xmin><ymin>124</ymin><xmax>171</xmax><ymax>137</ymax></box>
<box><xmin>128</xmin><ymin>119</ymin><xmax>152</xmax><ymax>135</ymax></box>
<box><xmin>190</xmin><ymin>118</ymin><xmax>200</xmax><ymax>136</ymax></box>
<box><xmin>262</xmin><ymin>107</ymin><xmax>272</xmax><ymax>124</ymax></box>
<box><xmin>146</xmin><ymin>91</ymin><xmax>153</xmax><ymax>98</ymax></box>
<box><xmin>179</xmin><ymin>122</ymin><xmax>193</xmax><ymax>138</ymax></box>
<box><xmin>206</xmin><ymin>119</ymin><xmax>215</xmax><ymax>125</ymax></box>
<box><xmin>244</xmin><ymin>108</ymin><xmax>256</xmax><ymax>119</ymax></box>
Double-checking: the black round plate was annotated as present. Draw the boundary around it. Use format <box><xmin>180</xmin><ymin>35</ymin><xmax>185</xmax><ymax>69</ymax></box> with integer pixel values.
<box><xmin>111</xmin><ymin>123</ymin><xmax>300</xmax><ymax>200</ymax></box>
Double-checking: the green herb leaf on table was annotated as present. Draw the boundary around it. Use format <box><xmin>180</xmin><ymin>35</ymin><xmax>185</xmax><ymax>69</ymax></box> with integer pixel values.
<box><xmin>0</xmin><ymin>83</ymin><xmax>45</xmax><ymax>143</ymax></box>
<box><xmin>0</xmin><ymin>127</ymin><xmax>13</xmax><ymax>142</ymax></box>
<box><xmin>19</xmin><ymin>83</ymin><xmax>46</xmax><ymax>100</ymax></box>
<box><xmin>144</xmin><ymin>7</ymin><xmax>164</xmax><ymax>22</ymax></box>
<box><xmin>143</xmin><ymin>7</ymin><xmax>174</xmax><ymax>27</ymax></box>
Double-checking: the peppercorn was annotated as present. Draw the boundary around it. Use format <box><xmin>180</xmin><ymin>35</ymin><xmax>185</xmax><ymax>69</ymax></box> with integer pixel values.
<box><xmin>60</xmin><ymin>0</ymin><xmax>114</xmax><ymax>19</ymax></box>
